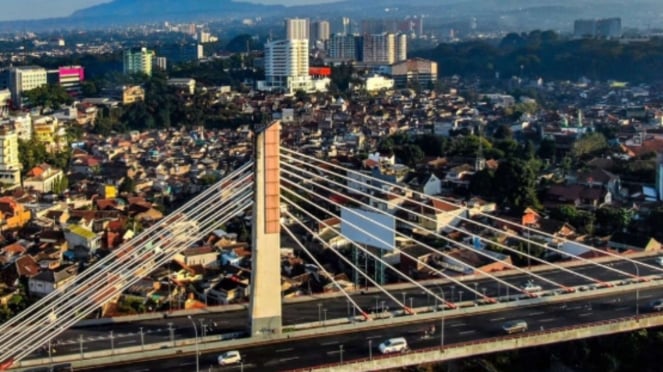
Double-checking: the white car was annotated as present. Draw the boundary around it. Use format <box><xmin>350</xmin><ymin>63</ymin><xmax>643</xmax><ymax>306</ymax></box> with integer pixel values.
<box><xmin>378</xmin><ymin>337</ymin><xmax>408</xmax><ymax>354</ymax></box>
<box><xmin>218</xmin><ymin>350</ymin><xmax>241</xmax><ymax>366</ymax></box>
<box><xmin>655</xmin><ymin>257</ymin><xmax>663</xmax><ymax>267</ymax></box>
<box><xmin>502</xmin><ymin>320</ymin><xmax>528</xmax><ymax>334</ymax></box>
<box><xmin>522</xmin><ymin>281</ymin><xmax>543</xmax><ymax>292</ymax></box>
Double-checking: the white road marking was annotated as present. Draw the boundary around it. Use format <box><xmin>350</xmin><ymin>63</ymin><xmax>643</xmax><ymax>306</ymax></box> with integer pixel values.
<box><xmin>489</xmin><ymin>317</ymin><xmax>505</xmax><ymax>322</ymax></box>
<box><xmin>179</xmin><ymin>362</ymin><xmax>194</xmax><ymax>366</ymax></box>
<box><xmin>640</xmin><ymin>294</ymin><xmax>653</xmax><ymax>299</ymax></box>
<box><xmin>366</xmin><ymin>335</ymin><xmax>383</xmax><ymax>340</ymax></box>
<box><xmin>275</xmin><ymin>348</ymin><xmax>293</xmax><ymax>353</ymax></box>
<box><xmin>449</xmin><ymin>323</ymin><xmax>466</xmax><ymax>328</ymax></box>
<box><xmin>118</xmin><ymin>340</ymin><xmax>137</xmax><ymax>345</ymax></box>
<box><xmin>579</xmin><ymin>313</ymin><xmax>593</xmax><ymax>317</ymax></box>
<box><xmin>529</xmin><ymin>311</ymin><xmax>545</xmax><ymax>316</ymax></box>
<box><xmin>539</xmin><ymin>318</ymin><xmax>556</xmax><ymax>323</ymax></box>
<box><xmin>459</xmin><ymin>330</ymin><xmax>476</xmax><ymax>335</ymax></box>
<box><xmin>321</xmin><ymin>341</ymin><xmax>339</xmax><ymax>346</ymax></box>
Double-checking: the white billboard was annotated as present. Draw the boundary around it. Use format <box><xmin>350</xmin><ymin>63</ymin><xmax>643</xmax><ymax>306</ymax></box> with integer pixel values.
<box><xmin>340</xmin><ymin>207</ymin><xmax>396</xmax><ymax>251</ymax></box>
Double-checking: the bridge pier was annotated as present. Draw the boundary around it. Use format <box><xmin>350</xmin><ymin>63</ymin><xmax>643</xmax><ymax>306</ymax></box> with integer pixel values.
<box><xmin>248</xmin><ymin>121</ymin><xmax>282</xmax><ymax>336</ymax></box>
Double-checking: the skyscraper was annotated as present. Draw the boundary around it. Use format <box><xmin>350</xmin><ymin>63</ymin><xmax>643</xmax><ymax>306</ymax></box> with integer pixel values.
<box><xmin>362</xmin><ymin>33</ymin><xmax>407</xmax><ymax>65</ymax></box>
<box><xmin>123</xmin><ymin>47</ymin><xmax>155</xmax><ymax>76</ymax></box>
<box><xmin>328</xmin><ymin>34</ymin><xmax>362</xmax><ymax>61</ymax></box>
<box><xmin>285</xmin><ymin>18</ymin><xmax>309</xmax><ymax>40</ymax></box>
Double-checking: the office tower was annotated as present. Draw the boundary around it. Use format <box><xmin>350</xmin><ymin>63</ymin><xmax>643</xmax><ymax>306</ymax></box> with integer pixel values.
<box><xmin>311</xmin><ymin>20</ymin><xmax>330</xmax><ymax>44</ymax></box>
<box><xmin>285</xmin><ymin>18</ymin><xmax>309</xmax><ymax>40</ymax></box>
<box><xmin>8</xmin><ymin>66</ymin><xmax>47</xmax><ymax>107</ymax></box>
<box><xmin>123</xmin><ymin>47</ymin><xmax>155</xmax><ymax>76</ymax></box>
<box><xmin>0</xmin><ymin>125</ymin><xmax>21</xmax><ymax>186</ymax></box>
<box><xmin>263</xmin><ymin>39</ymin><xmax>311</xmax><ymax>92</ymax></box>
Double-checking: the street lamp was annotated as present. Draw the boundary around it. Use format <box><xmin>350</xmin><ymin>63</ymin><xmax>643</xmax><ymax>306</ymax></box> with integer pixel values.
<box><xmin>441</xmin><ymin>291</ymin><xmax>445</xmax><ymax>348</ymax></box>
<box><xmin>323</xmin><ymin>308</ymin><xmax>328</xmax><ymax>326</ymax></box>
<box><xmin>339</xmin><ymin>344</ymin><xmax>344</xmax><ymax>364</ymax></box>
<box><xmin>187</xmin><ymin>316</ymin><xmax>200</xmax><ymax>372</ymax></box>
<box><xmin>633</xmin><ymin>262</ymin><xmax>640</xmax><ymax>316</ymax></box>
<box><xmin>474</xmin><ymin>283</ymin><xmax>479</xmax><ymax>301</ymax></box>
<box><xmin>459</xmin><ymin>290</ymin><xmax>464</xmax><ymax>303</ymax></box>
<box><xmin>110</xmin><ymin>331</ymin><xmax>114</xmax><ymax>355</ymax></box>
<box><xmin>369</xmin><ymin>340</ymin><xmax>373</xmax><ymax>360</ymax></box>
<box><xmin>139</xmin><ymin>327</ymin><xmax>144</xmax><ymax>351</ymax></box>
<box><xmin>318</xmin><ymin>303</ymin><xmax>323</xmax><ymax>324</ymax></box>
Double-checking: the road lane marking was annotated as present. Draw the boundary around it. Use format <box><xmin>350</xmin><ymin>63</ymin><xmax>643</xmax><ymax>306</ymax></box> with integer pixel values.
<box><xmin>118</xmin><ymin>340</ymin><xmax>137</xmax><ymax>345</ymax></box>
<box><xmin>579</xmin><ymin>313</ymin><xmax>593</xmax><ymax>317</ymax></box>
<box><xmin>449</xmin><ymin>323</ymin><xmax>466</xmax><ymax>328</ymax></box>
<box><xmin>640</xmin><ymin>295</ymin><xmax>653</xmax><ymax>299</ymax></box>
<box><xmin>279</xmin><ymin>357</ymin><xmax>299</xmax><ymax>363</ymax></box>
<box><xmin>366</xmin><ymin>335</ymin><xmax>383</xmax><ymax>340</ymax></box>
<box><xmin>489</xmin><ymin>317</ymin><xmax>505</xmax><ymax>322</ymax></box>
<box><xmin>529</xmin><ymin>311</ymin><xmax>545</xmax><ymax>316</ymax></box>
<box><xmin>276</xmin><ymin>347</ymin><xmax>293</xmax><ymax>353</ymax></box>
<box><xmin>321</xmin><ymin>341</ymin><xmax>339</xmax><ymax>346</ymax></box>
<box><xmin>459</xmin><ymin>330</ymin><xmax>476</xmax><ymax>335</ymax></box>
<box><xmin>539</xmin><ymin>318</ymin><xmax>556</xmax><ymax>323</ymax></box>
<box><xmin>179</xmin><ymin>362</ymin><xmax>194</xmax><ymax>366</ymax></box>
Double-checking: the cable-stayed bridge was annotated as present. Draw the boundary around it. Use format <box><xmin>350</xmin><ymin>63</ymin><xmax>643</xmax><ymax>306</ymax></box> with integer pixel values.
<box><xmin>2</xmin><ymin>121</ymin><xmax>663</xmax><ymax>371</ymax></box>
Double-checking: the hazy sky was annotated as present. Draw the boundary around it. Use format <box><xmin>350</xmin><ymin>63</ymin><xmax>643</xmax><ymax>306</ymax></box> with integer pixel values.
<box><xmin>0</xmin><ymin>0</ymin><xmax>337</xmax><ymax>22</ymax></box>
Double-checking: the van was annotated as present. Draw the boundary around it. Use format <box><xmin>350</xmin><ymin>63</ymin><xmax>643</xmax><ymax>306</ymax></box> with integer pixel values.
<box><xmin>378</xmin><ymin>337</ymin><xmax>408</xmax><ymax>354</ymax></box>
<box><xmin>502</xmin><ymin>320</ymin><xmax>528</xmax><ymax>334</ymax></box>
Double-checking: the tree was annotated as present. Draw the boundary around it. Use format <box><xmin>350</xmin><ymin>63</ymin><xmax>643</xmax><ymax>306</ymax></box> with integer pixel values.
<box><xmin>537</xmin><ymin>138</ymin><xmax>556</xmax><ymax>162</ymax></box>
<box><xmin>571</xmin><ymin>132</ymin><xmax>608</xmax><ymax>159</ymax></box>
<box><xmin>22</xmin><ymin>84</ymin><xmax>74</xmax><ymax>113</ymax></box>
<box><xmin>469</xmin><ymin>169</ymin><xmax>495</xmax><ymax>198</ymax></box>
<box><xmin>493</xmin><ymin>158</ymin><xmax>541</xmax><ymax>213</ymax></box>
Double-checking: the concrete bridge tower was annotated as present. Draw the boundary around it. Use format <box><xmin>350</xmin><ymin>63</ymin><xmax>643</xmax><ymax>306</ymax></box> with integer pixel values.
<box><xmin>249</xmin><ymin>120</ymin><xmax>282</xmax><ymax>335</ymax></box>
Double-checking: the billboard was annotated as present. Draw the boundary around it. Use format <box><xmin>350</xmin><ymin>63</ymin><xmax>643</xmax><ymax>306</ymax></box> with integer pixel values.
<box><xmin>340</xmin><ymin>207</ymin><xmax>395</xmax><ymax>251</ymax></box>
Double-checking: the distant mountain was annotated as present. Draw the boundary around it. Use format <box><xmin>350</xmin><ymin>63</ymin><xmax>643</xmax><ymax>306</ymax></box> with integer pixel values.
<box><xmin>71</xmin><ymin>0</ymin><xmax>284</xmax><ymax>19</ymax></box>
<box><xmin>71</xmin><ymin>0</ymin><xmax>284</xmax><ymax>23</ymax></box>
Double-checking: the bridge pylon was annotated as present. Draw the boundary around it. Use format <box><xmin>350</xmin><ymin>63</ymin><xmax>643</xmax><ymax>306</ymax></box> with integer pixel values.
<box><xmin>248</xmin><ymin>120</ymin><xmax>282</xmax><ymax>336</ymax></box>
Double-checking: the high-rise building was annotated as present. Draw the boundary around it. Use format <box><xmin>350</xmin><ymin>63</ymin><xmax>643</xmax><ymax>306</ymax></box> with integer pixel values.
<box><xmin>342</xmin><ymin>17</ymin><xmax>351</xmax><ymax>35</ymax></box>
<box><xmin>362</xmin><ymin>33</ymin><xmax>407</xmax><ymax>64</ymax></box>
<box><xmin>0</xmin><ymin>89</ymin><xmax>10</xmax><ymax>118</ymax></box>
<box><xmin>328</xmin><ymin>34</ymin><xmax>362</xmax><ymax>61</ymax></box>
<box><xmin>8</xmin><ymin>66</ymin><xmax>47</xmax><ymax>107</ymax></box>
<box><xmin>285</xmin><ymin>18</ymin><xmax>309</xmax><ymax>40</ymax></box>
<box><xmin>0</xmin><ymin>125</ymin><xmax>21</xmax><ymax>186</ymax></box>
<box><xmin>310</xmin><ymin>20</ymin><xmax>330</xmax><ymax>44</ymax></box>
<box><xmin>396</xmin><ymin>34</ymin><xmax>407</xmax><ymax>62</ymax></box>
<box><xmin>261</xmin><ymin>39</ymin><xmax>311</xmax><ymax>93</ymax></box>
<box><xmin>123</xmin><ymin>47</ymin><xmax>155</xmax><ymax>76</ymax></box>
<box><xmin>574</xmin><ymin>18</ymin><xmax>622</xmax><ymax>38</ymax></box>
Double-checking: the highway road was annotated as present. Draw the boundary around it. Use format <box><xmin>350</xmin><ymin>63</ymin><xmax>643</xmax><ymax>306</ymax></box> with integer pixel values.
<box><xmin>76</xmin><ymin>285</ymin><xmax>663</xmax><ymax>372</ymax></box>
<box><xmin>26</xmin><ymin>256</ymin><xmax>663</xmax><ymax>361</ymax></box>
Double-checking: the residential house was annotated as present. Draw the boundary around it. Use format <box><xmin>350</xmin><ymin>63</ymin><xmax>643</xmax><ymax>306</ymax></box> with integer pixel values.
<box><xmin>0</xmin><ymin>197</ymin><xmax>31</xmax><ymax>230</ymax></box>
<box><xmin>64</xmin><ymin>225</ymin><xmax>101</xmax><ymax>252</ymax></box>
<box><xmin>420</xmin><ymin>198</ymin><xmax>467</xmax><ymax>233</ymax></box>
<box><xmin>406</xmin><ymin>172</ymin><xmax>441</xmax><ymax>196</ymax></box>
<box><xmin>23</xmin><ymin>164</ymin><xmax>65</xmax><ymax>193</ymax></box>
<box><xmin>28</xmin><ymin>264</ymin><xmax>77</xmax><ymax>297</ymax></box>
<box><xmin>174</xmin><ymin>246</ymin><xmax>218</xmax><ymax>268</ymax></box>
<box><xmin>444</xmin><ymin>164</ymin><xmax>474</xmax><ymax>189</ymax></box>
<box><xmin>206</xmin><ymin>276</ymin><xmax>248</xmax><ymax>304</ymax></box>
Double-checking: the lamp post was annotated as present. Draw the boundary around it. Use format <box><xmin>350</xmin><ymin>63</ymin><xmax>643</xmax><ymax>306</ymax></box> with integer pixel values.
<box><xmin>110</xmin><ymin>331</ymin><xmax>114</xmax><ymax>355</ymax></box>
<box><xmin>633</xmin><ymin>262</ymin><xmax>640</xmax><ymax>316</ymax></box>
<box><xmin>474</xmin><ymin>283</ymin><xmax>478</xmax><ymax>301</ymax></box>
<box><xmin>79</xmin><ymin>334</ymin><xmax>84</xmax><ymax>359</ymax></box>
<box><xmin>139</xmin><ymin>327</ymin><xmax>145</xmax><ymax>351</ymax></box>
<box><xmin>369</xmin><ymin>340</ymin><xmax>373</xmax><ymax>360</ymax></box>
<box><xmin>339</xmin><ymin>344</ymin><xmax>344</xmax><ymax>364</ymax></box>
<box><xmin>187</xmin><ymin>316</ymin><xmax>200</xmax><ymax>372</ymax></box>
<box><xmin>323</xmin><ymin>308</ymin><xmax>328</xmax><ymax>326</ymax></box>
<box><xmin>318</xmin><ymin>303</ymin><xmax>322</xmax><ymax>324</ymax></box>
<box><xmin>441</xmin><ymin>291</ymin><xmax>445</xmax><ymax>348</ymax></box>
<box><xmin>459</xmin><ymin>290</ymin><xmax>464</xmax><ymax>303</ymax></box>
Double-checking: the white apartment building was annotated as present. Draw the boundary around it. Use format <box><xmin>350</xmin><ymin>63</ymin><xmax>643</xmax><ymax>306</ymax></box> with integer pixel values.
<box><xmin>0</xmin><ymin>126</ymin><xmax>21</xmax><ymax>186</ymax></box>
<box><xmin>260</xmin><ymin>39</ymin><xmax>312</xmax><ymax>93</ymax></box>
<box><xmin>362</xmin><ymin>33</ymin><xmax>407</xmax><ymax>65</ymax></box>
<box><xmin>8</xmin><ymin>66</ymin><xmax>47</xmax><ymax>107</ymax></box>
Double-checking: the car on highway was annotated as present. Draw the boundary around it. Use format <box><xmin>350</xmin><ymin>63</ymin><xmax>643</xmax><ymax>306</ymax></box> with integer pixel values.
<box><xmin>217</xmin><ymin>350</ymin><xmax>241</xmax><ymax>366</ymax></box>
<box><xmin>649</xmin><ymin>299</ymin><xmax>663</xmax><ymax>312</ymax></box>
<box><xmin>501</xmin><ymin>320</ymin><xmax>528</xmax><ymax>334</ymax></box>
<box><xmin>378</xmin><ymin>337</ymin><xmax>408</xmax><ymax>354</ymax></box>
<box><xmin>521</xmin><ymin>281</ymin><xmax>543</xmax><ymax>292</ymax></box>
<box><xmin>655</xmin><ymin>257</ymin><xmax>663</xmax><ymax>266</ymax></box>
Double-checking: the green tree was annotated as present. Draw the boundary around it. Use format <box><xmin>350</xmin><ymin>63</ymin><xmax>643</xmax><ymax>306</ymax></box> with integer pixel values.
<box><xmin>537</xmin><ymin>138</ymin><xmax>556</xmax><ymax>162</ymax></box>
<box><xmin>22</xmin><ymin>84</ymin><xmax>74</xmax><ymax>113</ymax></box>
<box><xmin>493</xmin><ymin>158</ymin><xmax>541</xmax><ymax>213</ymax></box>
<box><xmin>571</xmin><ymin>132</ymin><xmax>608</xmax><ymax>159</ymax></box>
